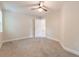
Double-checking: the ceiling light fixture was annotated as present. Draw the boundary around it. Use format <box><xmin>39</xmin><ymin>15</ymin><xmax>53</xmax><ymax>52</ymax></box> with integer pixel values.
<box><xmin>38</xmin><ymin>8</ymin><xmax>43</xmax><ymax>12</ymax></box>
<box><xmin>40</xmin><ymin>2</ymin><xmax>43</xmax><ymax>7</ymax></box>
<box><xmin>30</xmin><ymin>1</ymin><xmax>47</xmax><ymax>12</ymax></box>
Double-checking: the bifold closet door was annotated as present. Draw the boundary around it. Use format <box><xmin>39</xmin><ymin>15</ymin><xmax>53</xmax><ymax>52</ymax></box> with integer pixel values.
<box><xmin>35</xmin><ymin>18</ymin><xmax>46</xmax><ymax>37</ymax></box>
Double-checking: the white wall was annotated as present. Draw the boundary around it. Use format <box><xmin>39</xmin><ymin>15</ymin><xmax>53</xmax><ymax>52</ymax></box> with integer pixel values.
<box><xmin>45</xmin><ymin>1</ymin><xmax>79</xmax><ymax>55</ymax></box>
<box><xmin>46</xmin><ymin>11</ymin><xmax>61</xmax><ymax>41</ymax></box>
<box><xmin>61</xmin><ymin>2</ymin><xmax>79</xmax><ymax>54</ymax></box>
<box><xmin>3</xmin><ymin>11</ymin><xmax>33</xmax><ymax>41</ymax></box>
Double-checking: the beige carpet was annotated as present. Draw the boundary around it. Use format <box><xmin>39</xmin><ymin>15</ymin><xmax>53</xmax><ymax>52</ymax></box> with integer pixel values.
<box><xmin>0</xmin><ymin>38</ymin><xmax>78</xmax><ymax>57</ymax></box>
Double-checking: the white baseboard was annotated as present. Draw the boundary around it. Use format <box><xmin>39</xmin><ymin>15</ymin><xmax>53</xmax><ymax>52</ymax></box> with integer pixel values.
<box><xmin>2</xmin><ymin>37</ymin><xmax>46</xmax><ymax>43</ymax></box>
<box><xmin>2</xmin><ymin>37</ymin><xmax>33</xmax><ymax>43</ymax></box>
<box><xmin>46</xmin><ymin>36</ymin><xmax>59</xmax><ymax>42</ymax></box>
<box><xmin>60</xmin><ymin>42</ymin><xmax>79</xmax><ymax>56</ymax></box>
<box><xmin>46</xmin><ymin>36</ymin><xmax>79</xmax><ymax>56</ymax></box>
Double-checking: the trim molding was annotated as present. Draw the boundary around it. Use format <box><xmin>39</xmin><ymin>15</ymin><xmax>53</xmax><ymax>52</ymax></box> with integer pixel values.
<box><xmin>46</xmin><ymin>36</ymin><xmax>59</xmax><ymax>42</ymax></box>
<box><xmin>60</xmin><ymin>42</ymin><xmax>79</xmax><ymax>56</ymax></box>
<box><xmin>1</xmin><ymin>37</ymin><xmax>33</xmax><ymax>43</ymax></box>
<box><xmin>46</xmin><ymin>36</ymin><xmax>79</xmax><ymax>56</ymax></box>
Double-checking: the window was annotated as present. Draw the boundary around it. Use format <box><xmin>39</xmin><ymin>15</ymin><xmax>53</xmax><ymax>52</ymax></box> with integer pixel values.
<box><xmin>0</xmin><ymin>10</ymin><xmax>2</xmax><ymax>32</ymax></box>
<box><xmin>35</xmin><ymin>17</ymin><xmax>46</xmax><ymax>37</ymax></box>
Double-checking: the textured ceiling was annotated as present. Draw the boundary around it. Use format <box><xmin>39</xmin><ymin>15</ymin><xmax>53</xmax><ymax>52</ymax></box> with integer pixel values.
<box><xmin>1</xmin><ymin>1</ymin><xmax>64</xmax><ymax>16</ymax></box>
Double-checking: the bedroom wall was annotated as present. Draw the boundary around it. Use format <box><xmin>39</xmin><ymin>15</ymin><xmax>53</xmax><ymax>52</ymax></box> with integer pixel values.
<box><xmin>46</xmin><ymin>11</ymin><xmax>61</xmax><ymax>41</ymax></box>
<box><xmin>61</xmin><ymin>2</ymin><xmax>79</xmax><ymax>54</ymax></box>
<box><xmin>3</xmin><ymin>10</ymin><xmax>33</xmax><ymax>41</ymax></box>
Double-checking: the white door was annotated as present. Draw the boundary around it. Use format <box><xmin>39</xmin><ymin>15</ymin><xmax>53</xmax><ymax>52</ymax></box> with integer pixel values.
<box><xmin>35</xmin><ymin>18</ymin><xmax>46</xmax><ymax>37</ymax></box>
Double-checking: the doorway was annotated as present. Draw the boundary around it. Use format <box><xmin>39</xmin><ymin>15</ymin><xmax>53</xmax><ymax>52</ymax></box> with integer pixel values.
<box><xmin>35</xmin><ymin>17</ymin><xmax>46</xmax><ymax>38</ymax></box>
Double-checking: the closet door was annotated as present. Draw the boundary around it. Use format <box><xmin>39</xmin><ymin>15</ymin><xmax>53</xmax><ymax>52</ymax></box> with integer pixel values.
<box><xmin>35</xmin><ymin>18</ymin><xmax>46</xmax><ymax>37</ymax></box>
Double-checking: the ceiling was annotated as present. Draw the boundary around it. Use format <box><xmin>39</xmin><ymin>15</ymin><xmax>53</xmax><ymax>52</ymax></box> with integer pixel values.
<box><xmin>1</xmin><ymin>1</ymin><xmax>64</xmax><ymax>17</ymax></box>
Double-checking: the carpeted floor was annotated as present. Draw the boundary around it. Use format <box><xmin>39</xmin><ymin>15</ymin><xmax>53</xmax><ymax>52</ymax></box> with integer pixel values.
<box><xmin>0</xmin><ymin>38</ymin><xmax>78</xmax><ymax>57</ymax></box>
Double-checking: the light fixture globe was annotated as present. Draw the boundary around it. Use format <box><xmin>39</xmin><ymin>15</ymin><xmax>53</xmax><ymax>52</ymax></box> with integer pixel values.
<box><xmin>38</xmin><ymin>8</ymin><xmax>43</xmax><ymax>12</ymax></box>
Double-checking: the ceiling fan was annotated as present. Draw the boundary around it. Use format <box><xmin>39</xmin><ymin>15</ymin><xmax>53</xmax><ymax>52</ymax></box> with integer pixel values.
<box><xmin>31</xmin><ymin>1</ymin><xmax>48</xmax><ymax>12</ymax></box>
